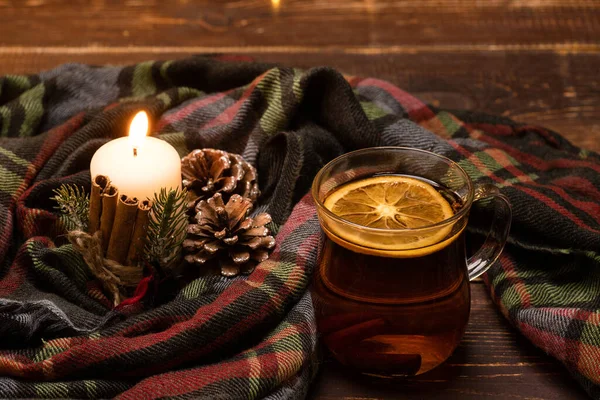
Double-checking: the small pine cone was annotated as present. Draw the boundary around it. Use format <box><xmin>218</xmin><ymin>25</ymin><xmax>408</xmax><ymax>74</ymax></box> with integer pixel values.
<box><xmin>181</xmin><ymin>149</ymin><xmax>260</xmax><ymax>213</ymax></box>
<box><xmin>183</xmin><ymin>193</ymin><xmax>275</xmax><ymax>277</ymax></box>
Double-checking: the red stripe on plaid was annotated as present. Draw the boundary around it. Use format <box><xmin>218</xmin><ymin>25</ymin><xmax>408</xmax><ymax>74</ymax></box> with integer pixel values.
<box><xmin>543</xmin><ymin>308</ymin><xmax>600</xmax><ymax>326</ymax></box>
<box><xmin>357</xmin><ymin>78</ymin><xmax>435</xmax><ymax>122</ymax></box>
<box><xmin>483</xmin><ymin>148</ymin><xmax>600</xmax><ymax>225</ymax></box>
<box><xmin>272</xmin><ymin>194</ymin><xmax>317</xmax><ymax>244</ymax></box>
<box><xmin>121</xmin><ymin>283</ymin><xmax>261</xmax><ymax>377</ymax></box>
<box><xmin>30</xmin><ymin>114</ymin><xmax>85</xmax><ymax>177</ymax></box>
<box><xmin>0</xmin><ymin>215</ymin><xmax>15</xmax><ymax>267</ymax></box>
<box><xmin>86</xmin><ymin>280</ymin><xmax>112</xmax><ymax>308</ymax></box>
<box><xmin>471</xmin><ymin>129</ymin><xmax>600</xmax><ymax>174</ymax></box>
<box><xmin>155</xmin><ymin>91</ymin><xmax>230</xmax><ymax>131</ymax></box>
<box><xmin>118</xmin><ymin>321</ymin><xmax>312</xmax><ymax>399</ymax></box>
<box><xmin>519</xmin><ymin>320</ymin><xmax>600</xmax><ymax>385</ymax></box>
<box><xmin>0</xmin><ymin>239</ymin><xmax>32</xmax><ymax>297</ymax></box>
<box><xmin>578</xmin><ymin>342</ymin><xmax>600</xmax><ymax>385</ymax></box>
<box><xmin>466</xmin><ymin>123</ymin><xmax>562</xmax><ymax>147</ymax></box>
<box><xmin>0</xmin><ymin>353</ymin><xmax>41</xmax><ymax>378</ymax></box>
<box><xmin>516</xmin><ymin>125</ymin><xmax>562</xmax><ymax>148</ymax></box>
<box><xmin>201</xmin><ymin>72</ymin><xmax>266</xmax><ymax>130</ymax></box>
<box><xmin>511</xmin><ymin>185</ymin><xmax>599</xmax><ymax>233</ymax></box>
<box><xmin>498</xmin><ymin>253</ymin><xmax>531</xmax><ymax>308</ymax></box>
<box><xmin>345</xmin><ymin>75</ymin><xmax>363</xmax><ymax>87</ymax></box>
<box><xmin>550</xmin><ymin>176</ymin><xmax>600</xmax><ymax>201</ymax></box>
<box><xmin>449</xmin><ymin>140</ymin><xmax>600</xmax><ymax>234</ymax></box>
<box><xmin>518</xmin><ymin>321</ymin><xmax>571</xmax><ymax>366</ymax></box>
<box><xmin>103</xmin><ymin>102</ymin><xmax>121</xmax><ymax>112</ymax></box>
<box><xmin>466</xmin><ymin>123</ymin><xmax>516</xmax><ymax>137</ymax></box>
<box><xmin>16</xmin><ymin>198</ymin><xmax>60</xmax><ymax>239</ymax></box>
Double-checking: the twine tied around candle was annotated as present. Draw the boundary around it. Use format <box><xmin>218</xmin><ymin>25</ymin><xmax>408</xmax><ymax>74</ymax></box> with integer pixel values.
<box><xmin>68</xmin><ymin>230</ymin><xmax>144</xmax><ymax>306</ymax></box>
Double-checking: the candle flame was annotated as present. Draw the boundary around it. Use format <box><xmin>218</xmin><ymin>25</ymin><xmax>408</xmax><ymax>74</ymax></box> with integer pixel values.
<box><xmin>129</xmin><ymin>111</ymin><xmax>149</xmax><ymax>153</ymax></box>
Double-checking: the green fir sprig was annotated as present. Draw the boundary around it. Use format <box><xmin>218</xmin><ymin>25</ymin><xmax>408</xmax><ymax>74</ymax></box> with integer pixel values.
<box><xmin>144</xmin><ymin>187</ymin><xmax>188</xmax><ymax>273</ymax></box>
<box><xmin>52</xmin><ymin>184</ymin><xmax>90</xmax><ymax>231</ymax></box>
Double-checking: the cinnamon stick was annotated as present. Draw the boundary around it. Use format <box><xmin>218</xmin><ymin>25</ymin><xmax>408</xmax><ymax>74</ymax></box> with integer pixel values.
<box><xmin>99</xmin><ymin>184</ymin><xmax>118</xmax><ymax>253</ymax></box>
<box><xmin>107</xmin><ymin>194</ymin><xmax>139</xmax><ymax>264</ymax></box>
<box><xmin>341</xmin><ymin>347</ymin><xmax>422</xmax><ymax>376</ymax></box>
<box><xmin>323</xmin><ymin>318</ymin><xmax>389</xmax><ymax>353</ymax></box>
<box><xmin>318</xmin><ymin>312</ymin><xmax>379</xmax><ymax>334</ymax></box>
<box><xmin>89</xmin><ymin>175</ymin><xmax>109</xmax><ymax>234</ymax></box>
<box><xmin>126</xmin><ymin>199</ymin><xmax>152</xmax><ymax>265</ymax></box>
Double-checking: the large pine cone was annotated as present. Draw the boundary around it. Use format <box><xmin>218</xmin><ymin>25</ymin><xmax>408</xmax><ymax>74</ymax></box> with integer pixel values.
<box><xmin>183</xmin><ymin>193</ymin><xmax>275</xmax><ymax>277</ymax></box>
<box><xmin>181</xmin><ymin>149</ymin><xmax>259</xmax><ymax>213</ymax></box>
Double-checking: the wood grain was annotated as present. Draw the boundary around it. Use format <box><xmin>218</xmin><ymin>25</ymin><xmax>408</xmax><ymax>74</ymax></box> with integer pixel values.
<box><xmin>0</xmin><ymin>0</ymin><xmax>599</xmax><ymax>48</ymax></box>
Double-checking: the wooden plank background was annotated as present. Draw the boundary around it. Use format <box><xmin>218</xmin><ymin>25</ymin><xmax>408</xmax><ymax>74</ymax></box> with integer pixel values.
<box><xmin>0</xmin><ymin>1</ymin><xmax>597</xmax><ymax>399</ymax></box>
<box><xmin>0</xmin><ymin>0</ymin><xmax>598</xmax><ymax>151</ymax></box>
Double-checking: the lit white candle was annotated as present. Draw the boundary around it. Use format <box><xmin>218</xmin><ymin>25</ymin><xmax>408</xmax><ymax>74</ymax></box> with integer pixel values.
<box><xmin>90</xmin><ymin>111</ymin><xmax>181</xmax><ymax>201</ymax></box>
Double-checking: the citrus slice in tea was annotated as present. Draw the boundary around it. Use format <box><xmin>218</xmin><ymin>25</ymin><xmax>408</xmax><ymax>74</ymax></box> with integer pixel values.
<box><xmin>323</xmin><ymin>175</ymin><xmax>458</xmax><ymax>255</ymax></box>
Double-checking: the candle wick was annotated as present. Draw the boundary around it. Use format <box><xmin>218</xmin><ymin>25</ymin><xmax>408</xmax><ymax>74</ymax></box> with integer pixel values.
<box><xmin>133</xmin><ymin>148</ymin><xmax>138</xmax><ymax>157</ymax></box>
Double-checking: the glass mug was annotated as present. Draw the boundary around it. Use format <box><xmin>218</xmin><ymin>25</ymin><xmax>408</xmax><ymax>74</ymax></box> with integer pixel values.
<box><xmin>311</xmin><ymin>147</ymin><xmax>511</xmax><ymax>377</ymax></box>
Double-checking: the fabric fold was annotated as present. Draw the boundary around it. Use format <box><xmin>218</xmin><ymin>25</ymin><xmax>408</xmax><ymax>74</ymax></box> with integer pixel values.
<box><xmin>0</xmin><ymin>56</ymin><xmax>598</xmax><ymax>399</ymax></box>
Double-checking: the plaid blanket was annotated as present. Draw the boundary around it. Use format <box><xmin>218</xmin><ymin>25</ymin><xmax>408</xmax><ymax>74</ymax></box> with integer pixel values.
<box><xmin>0</xmin><ymin>56</ymin><xmax>598</xmax><ymax>399</ymax></box>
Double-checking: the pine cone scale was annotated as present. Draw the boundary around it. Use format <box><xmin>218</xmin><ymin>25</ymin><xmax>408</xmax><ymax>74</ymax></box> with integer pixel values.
<box><xmin>209</xmin><ymin>155</ymin><xmax>230</xmax><ymax>179</ymax></box>
<box><xmin>181</xmin><ymin>148</ymin><xmax>260</xmax><ymax>213</ymax></box>
<box><xmin>220</xmin><ymin>176</ymin><xmax>237</xmax><ymax>192</ymax></box>
<box><xmin>221</xmin><ymin>261</ymin><xmax>240</xmax><ymax>277</ymax></box>
<box><xmin>231</xmin><ymin>250</ymin><xmax>250</xmax><ymax>264</ymax></box>
<box><xmin>252</xmin><ymin>250</ymin><xmax>270</xmax><ymax>263</ymax></box>
<box><xmin>225</xmin><ymin>196</ymin><xmax>252</xmax><ymax>229</ymax></box>
<box><xmin>238</xmin><ymin>218</ymin><xmax>253</xmax><ymax>231</ymax></box>
<box><xmin>184</xmin><ymin>192</ymin><xmax>274</xmax><ymax>277</ymax></box>
<box><xmin>223</xmin><ymin>236</ymin><xmax>238</xmax><ymax>245</ymax></box>
<box><xmin>253</xmin><ymin>213</ymin><xmax>272</xmax><ymax>226</ymax></box>
<box><xmin>244</xmin><ymin>227</ymin><xmax>269</xmax><ymax>237</ymax></box>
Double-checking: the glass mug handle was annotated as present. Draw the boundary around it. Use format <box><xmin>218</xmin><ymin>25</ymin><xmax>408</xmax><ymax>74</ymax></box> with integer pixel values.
<box><xmin>467</xmin><ymin>183</ymin><xmax>512</xmax><ymax>281</ymax></box>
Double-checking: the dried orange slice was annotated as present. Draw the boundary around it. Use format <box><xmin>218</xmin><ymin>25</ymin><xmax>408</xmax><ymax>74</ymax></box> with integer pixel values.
<box><xmin>323</xmin><ymin>175</ymin><xmax>458</xmax><ymax>255</ymax></box>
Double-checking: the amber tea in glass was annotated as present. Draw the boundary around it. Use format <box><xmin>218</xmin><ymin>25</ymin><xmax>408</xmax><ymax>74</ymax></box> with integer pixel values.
<box><xmin>311</xmin><ymin>147</ymin><xmax>511</xmax><ymax>377</ymax></box>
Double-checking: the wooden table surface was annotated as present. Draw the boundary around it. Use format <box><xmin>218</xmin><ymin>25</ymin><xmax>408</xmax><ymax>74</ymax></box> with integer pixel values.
<box><xmin>1</xmin><ymin>1</ymin><xmax>598</xmax><ymax>399</ymax></box>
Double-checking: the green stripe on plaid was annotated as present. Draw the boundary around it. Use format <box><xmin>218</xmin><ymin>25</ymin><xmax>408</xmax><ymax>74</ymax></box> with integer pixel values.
<box><xmin>18</xmin><ymin>84</ymin><xmax>45</xmax><ymax>137</ymax></box>
<box><xmin>159</xmin><ymin>61</ymin><xmax>173</xmax><ymax>83</ymax></box>
<box><xmin>360</xmin><ymin>101</ymin><xmax>388</xmax><ymax>120</ymax></box>
<box><xmin>292</xmin><ymin>68</ymin><xmax>304</xmax><ymax>100</ymax></box>
<box><xmin>437</xmin><ymin>111</ymin><xmax>463</xmax><ymax>137</ymax></box>
<box><xmin>178</xmin><ymin>278</ymin><xmax>210</xmax><ymax>300</ymax></box>
<box><xmin>132</xmin><ymin>61</ymin><xmax>158</xmax><ymax>98</ymax></box>
<box><xmin>0</xmin><ymin>145</ymin><xmax>29</xmax><ymax>167</ymax></box>
<box><xmin>257</xmin><ymin>68</ymin><xmax>286</xmax><ymax>135</ymax></box>
<box><xmin>34</xmin><ymin>342</ymin><xmax>68</xmax><ymax>363</ymax></box>
<box><xmin>35</xmin><ymin>382</ymin><xmax>69</xmax><ymax>398</ymax></box>
<box><xmin>0</xmin><ymin>164</ymin><xmax>24</xmax><ymax>197</ymax></box>
<box><xmin>0</xmin><ymin>104</ymin><xmax>12</xmax><ymax>137</ymax></box>
<box><xmin>0</xmin><ymin>75</ymin><xmax>33</xmax><ymax>99</ymax></box>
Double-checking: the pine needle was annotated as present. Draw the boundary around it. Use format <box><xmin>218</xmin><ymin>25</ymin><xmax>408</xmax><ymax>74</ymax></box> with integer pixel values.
<box><xmin>52</xmin><ymin>184</ymin><xmax>90</xmax><ymax>231</ymax></box>
<box><xmin>144</xmin><ymin>187</ymin><xmax>187</xmax><ymax>273</ymax></box>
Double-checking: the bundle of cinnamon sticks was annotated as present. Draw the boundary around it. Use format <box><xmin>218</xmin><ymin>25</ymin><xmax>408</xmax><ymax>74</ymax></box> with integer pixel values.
<box><xmin>88</xmin><ymin>175</ymin><xmax>152</xmax><ymax>266</ymax></box>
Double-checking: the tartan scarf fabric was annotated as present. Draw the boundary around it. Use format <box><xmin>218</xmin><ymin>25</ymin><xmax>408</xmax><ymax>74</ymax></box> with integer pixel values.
<box><xmin>0</xmin><ymin>56</ymin><xmax>598</xmax><ymax>399</ymax></box>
